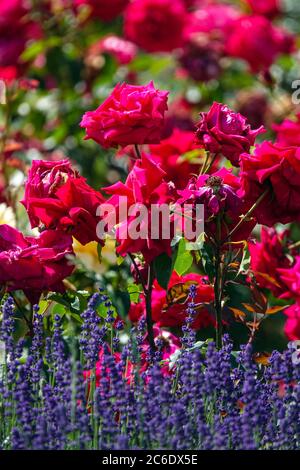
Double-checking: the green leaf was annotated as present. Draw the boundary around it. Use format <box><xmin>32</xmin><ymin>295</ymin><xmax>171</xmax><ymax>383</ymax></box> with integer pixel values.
<box><xmin>198</xmin><ymin>241</ymin><xmax>214</xmax><ymax>282</ymax></box>
<box><xmin>154</xmin><ymin>253</ymin><xmax>173</xmax><ymax>289</ymax></box>
<box><xmin>97</xmin><ymin>243</ymin><xmax>103</xmax><ymax>263</ymax></box>
<box><xmin>127</xmin><ymin>283</ymin><xmax>143</xmax><ymax>303</ymax></box>
<box><xmin>21</xmin><ymin>37</ymin><xmax>62</xmax><ymax>62</ymax></box>
<box><xmin>173</xmin><ymin>238</ymin><xmax>193</xmax><ymax>276</ymax></box>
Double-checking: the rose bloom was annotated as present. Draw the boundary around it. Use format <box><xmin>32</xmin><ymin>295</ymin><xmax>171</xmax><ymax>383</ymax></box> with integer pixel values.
<box><xmin>249</xmin><ymin>227</ymin><xmax>292</xmax><ymax>298</ymax></box>
<box><xmin>124</xmin><ymin>0</ymin><xmax>187</xmax><ymax>53</ymax></box>
<box><xmin>88</xmin><ymin>35</ymin><xmax>137</xmax><ymax>65</ymax></box>
<box><xmin>74</xmin><ymin>0</ymin><xmax>129</xmax><ymax>21</ymax></box>
<box><xmin>0</xmin><ymin>224</ymin><xmax>74</xmax><ymax>303</ymax></box>
<box><xmin>226</xmin><ymin>15</ymin><xmax>294</xmax><ymax>72</ymax></box>
<box><xmin>129</xmin><ymin>272</ymin><xmax>215</xmax><ymax>330</ymax></box>
<box><xmin>245</xmin><ymin>0</ymin><xmax>281</xmax><ymax>19</ymax></box>
<box><xmin>104</xmin><ymin>154</ymin><xmax>176</xmax><ymax>263</ymax></box>
<box><xmin>185</xmin><ymin>3</ymin><xmax>241</xmax><ymax>45</ymax></box>
<box><xmin>240</xmin><ymin>142</ymin><xmax>300</xmax><ymax>226</ymax></box>
<box><xmin>278</xmin><ymin>257</ymin><xmax>300</xmax><ymax>301</ymax></box>
<box><xmin>147</xmin><ymin>128</ymin><xmax>206</xmax><ymax>189</ymax></box>
<box><xmin>284</xmin><ymin>303</ymin><xmax>300</xmax><ymax>341</ymax></box>
<box><xmin>80</xmin><ymin>82</ymin><xmax>168</xmax><ymax>149</ymax></box>
<box><xmin>22</xmin><ymin>159</ymin><xmax>105</xmax><ymax>245</ymax></box>
<box><xmin>195</xmin><ymin>102</ymin><xmax>265</xmax><ymax>167</ymax></box>
<box><xmin>273</xmin><ymin>114</ymin><xmax>300</xmax><ymax>147</ymax></box>
<box><xmin>177</xmin><ymin>168</ymin><xmax>256</xmax><ymax>243</ymax></box>
<box><xmin>0</xmin><ymin>0</ymin><xmax>42</xmax><ymax>77</ymax></box>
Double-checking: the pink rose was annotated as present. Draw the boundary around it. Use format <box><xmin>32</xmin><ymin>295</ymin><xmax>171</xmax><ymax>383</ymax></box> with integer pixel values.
<box><xmin>124</xmin><ymin>0</ymin><xmax>187</xmax><ymax>53</ymax></box>
<box><xmin>240</xmin><ymin>142</ymin><xmax>300</xmax><ymax>226</ymax></box>
<box><xmin>185</xmin><ymin>3</ymin><xmax>241</xmax><ymax>44</ymax></box>
<box><xmin>195</xmin><ymin>102</ymin><xmax>265</xmax><ymax>166</ymax></box>
<box><xmin>278</xmin><ymin>257</ymin><xmax>300</xmax><ymax>301</ymax></box>
<box><xmin>0</xmin><ymin>224</ymin><xmax>74</xmax><ymax>303</ymax></box>
<box><xmin>284</xmin><ymin>303</ymin><xmax>300</xmax><ymax>341</ymax></box>
<box><xmin>80</xmin><ymin>82</ymin><xmax>168</xmax><ymax>148</ymax></box>
<box><xmin>273</xmin><ymin>114</ymin><xmax>300</xmax><ymax>147</ymax></box>
<box><xmin>226</xmin><ymin>15</ymin><xmax>294</xmax><ymax>72</ymax></box>
<box><xmin>89</xmin><ymin>35</ymin><xmax>137</xmax><ymax>65</ymax></box>
<box><xmin>22</xmin><ymin>159</ymin><xmax>105</xmax><ymax>245</ymax></box>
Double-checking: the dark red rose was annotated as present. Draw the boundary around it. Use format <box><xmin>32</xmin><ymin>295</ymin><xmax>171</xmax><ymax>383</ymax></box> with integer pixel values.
<box><xmin>0</xmin><ymin>224</ymin><xmax>74</xmax><ymax>303</ymax></box>
<box><xmin>22</xmin><ymin>159</ymin><xmax>105</xmax><ymax>245</ymax></box>
<box><xmin>196</xmin><ymin>102</ymin><xmax>265</xmax><ymax>167</ymax></box>
<box><xmin>74</xmin><ymin>0</ymin><xmax>129</xmax><ymax>21</ymax></box>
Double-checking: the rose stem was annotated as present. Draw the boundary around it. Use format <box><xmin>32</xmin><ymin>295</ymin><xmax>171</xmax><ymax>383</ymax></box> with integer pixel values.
<box><xmin>134</xmin><ymin>144</ymin><xmax>142</xmax><ymax>159</ymax></box>
<box><xmin>145</xmin><ymin>262</ymin><xmax>156</xmax><ymax>352</ymax></box>
<box><xmin>223</xmin><ymin>188</ymin><xmax>270</xmax><ymax>243</ymax></box>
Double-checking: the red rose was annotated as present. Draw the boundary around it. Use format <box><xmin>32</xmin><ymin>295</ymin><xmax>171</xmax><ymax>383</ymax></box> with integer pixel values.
<box><xmin>245</xmin><ymin>0</ymin><xmax>281</xmax><ymax>19</ymax></box>
<box><xmin>129</xmin><ymin>272</ymin><xmax>215</xmax><ymax>330</ymax></box>
<box><xmin>0</xmin><ymin>224</ymin><xmax>74</xmax><ymax>303</ymax></box>
<box><xmin>80</xmin><ymin>82</ymin><xmax>168</xmax><ymax>149</ymax></box>
<box><xmin>22</xmin><ymin>159</ymin><xmax>104</xmax><ymax>245</ymax></box>
<box><xmin>273</xmin><ymin>114</ymin><xmax>300</xmax><ymax>147</ymax></box>
<box><xmin>147</xmin><ymin>128</ymin><xmax>206</xmax><ymax>189</ymax></box>
<box><xmin>249</xmin><ymin>227</ymin><xmax>292</xmax><ymax>297</ymax></box>
<box><xmin>240</xmin><ymin>142</ymin><xmax>300</xmax><ymax>226</ymax></box>
<box><xmin>284</xmin><ymin>303</ymin><xmax>300</xmax><ymax>341</ymax></box>
<box><xmin>278</xmin><ymin>257</ymin><xmax>300</xmax><ymax>301</ymax></box>
<box><xmin>74</xmin><ymin>0</ymin><xmax>129</xmax><ymax>21</ymax></box>
<box><xmin>104</xmin><ymin>154</ymin><xmax>176</xmax><ymax>262</ymax></box>
<box><xmin>226</xmin><ymin>15</ymin><xmax>294</xmax><ymax>72</ymax></box>
<box><xmin>0</xmin><ymin>1</ymin><xmax>42</xmax><ymax>77</ymax></box>
<box><xmin>177</xmin><ymin>168</ymin><xmax>256</xmax><ymax>243</ymax></box>
<box><xmin>124</xmin><ymin>0</ymin><xmax>187</xmax><ymax>53</ymax></box>
<box><xmin>195</xmin><ymin>102</ymin><xmax>265</xmax><ymax>167</ymax></box>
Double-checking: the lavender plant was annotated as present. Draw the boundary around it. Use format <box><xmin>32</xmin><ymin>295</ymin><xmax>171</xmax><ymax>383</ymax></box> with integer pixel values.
<box><xmin>0</xmin><ymin>294</ymin><xmax>299</xmax><ymax>450</ymax></box>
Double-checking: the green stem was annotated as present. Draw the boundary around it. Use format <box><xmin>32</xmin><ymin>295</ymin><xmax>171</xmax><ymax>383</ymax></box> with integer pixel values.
<box><xmin>145</xmin><ymin>262</ymin><xmax>156</xmax><ymax>352</ymax></box>
<box><xmin>223</xmin><ymin>188</ymin><xmax>270</xmax><ymax>244</ymax></box>
<box><xmin>214</xmin><ymin>217</ymin><xmax>223</xmax><ymax>350</ymax></box>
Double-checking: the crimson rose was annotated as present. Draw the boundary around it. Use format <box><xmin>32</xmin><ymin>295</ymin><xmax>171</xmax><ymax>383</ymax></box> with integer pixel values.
<box><xmin>80</xmin><ymin>82</ymin><xmax>168</xmax><ymax>148</ymax></box>
<box><xmin>22</xmin><ymin>159</ymin><xmax>104</xmax><ymax>245</ymax></box>
<box><xmin>0</xmin><ymin>224</ymin><xmax>74</xmax><ymax>303</ymax></box>
<box><xmin>124</xmin><ymin>0</ymin><xmax>187</xmax><ymax>53</ymax></box>
<box><xmin>195</xmin><ymin>102</ymin><xmax>264</xmax><ymax>167</ymax></box>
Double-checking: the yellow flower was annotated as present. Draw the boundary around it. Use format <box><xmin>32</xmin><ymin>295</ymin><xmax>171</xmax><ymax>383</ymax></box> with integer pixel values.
<box><xmin>0</xmin><ymin>203</ymin><xmax>16</xmax><ymax>227</ymax></box>
<box><xmin>73</xmin><ymin>237</ymin><xmax>117</xmax><ymax>273</ymax></box>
